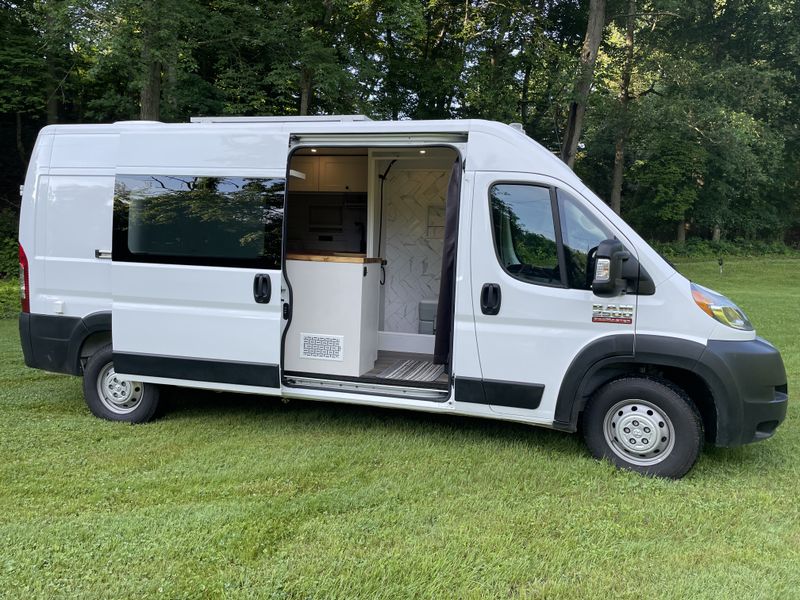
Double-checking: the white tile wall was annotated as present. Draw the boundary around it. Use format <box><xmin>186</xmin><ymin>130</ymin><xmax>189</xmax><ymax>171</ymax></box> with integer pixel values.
<box><xmin>382</xmin><ymin>168</ymin><xmax>449</xmax><ymax>333</ymax></box>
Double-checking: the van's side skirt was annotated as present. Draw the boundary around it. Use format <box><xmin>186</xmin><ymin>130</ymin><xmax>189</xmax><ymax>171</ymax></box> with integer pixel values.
<box><xmin>455</xmin><ymin>377</ymin><xmax>544</xmax><ymax>409</ymax></box>
<box><xmin>113</xmin><ymin>353</ymin><xmax>280</xmax><ymax>388</ymax></box>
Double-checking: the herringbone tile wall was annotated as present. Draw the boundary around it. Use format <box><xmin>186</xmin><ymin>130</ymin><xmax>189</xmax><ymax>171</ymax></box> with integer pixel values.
<box><xmin>382</xmin><ymin>168</ymin><xmax>449</xmax><ymax>333</ymax></box>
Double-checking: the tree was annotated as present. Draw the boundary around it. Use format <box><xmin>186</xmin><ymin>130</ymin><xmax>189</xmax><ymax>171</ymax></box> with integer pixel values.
<box><xmin>560</xmin><ymin>0</ymin><xmax>606</xmax><ymax>168</ymax></box>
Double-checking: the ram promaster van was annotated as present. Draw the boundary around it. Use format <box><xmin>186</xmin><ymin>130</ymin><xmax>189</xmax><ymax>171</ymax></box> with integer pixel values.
<box><xmin>18</xmin><ymin>115</ymin><xmax>788</xmax><ymax>478</ymax></box>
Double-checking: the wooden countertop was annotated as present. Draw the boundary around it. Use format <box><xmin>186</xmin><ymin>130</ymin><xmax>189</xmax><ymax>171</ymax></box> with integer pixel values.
<box><xmin>287</xmin><ymin>252</ymin><xmax>383</xmax><ymax>264</ymax></box>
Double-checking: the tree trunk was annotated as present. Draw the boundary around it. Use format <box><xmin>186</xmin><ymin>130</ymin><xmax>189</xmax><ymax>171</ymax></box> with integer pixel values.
<box><xmin>46</xmin><ymin>86</ymin><xmax>59</xmax><ymax>124</ymax></box>
<box><xmin>560</xmin><ymin>0</ymin><xmax>606</xmax><ymax>168</ymax></box>
<box><xmin>139</xmin><ymin>1</ymin><xmax>161</xmax><ymax>121</ymax></box>
<box><xmin>677</xmin><ymin>220</ymin><xmax>686</xmax><ymax>243</ymax></box>
<box><xmin>16</xmin><ymin>112</ymin><xmax>27</xmax><ymax>171</ymax></box>
<box><xmin>45</xmin><ymin>56</ymin><xmax>59</xmax><ymax>124</ymax></box>
<box><xmin>386</xmin><ymin>27</ymin><xmax>399</xmax><ymax>120</ymax></box>
<box><xmin>164</xmin><ymin>56</ymin><xmax>178</xmax><ymax>119</ymax></box>
<box><xmin>299</xmin><ymin>70</ymin><xmax>312</xmax><ymax>116</ymax></box>
<box><xmin>712</xmin><ymin>224</ymin><xmax>721</xmax><ymax>242</ymax></box>
<box><xmin>609</xmin><ymin>0</ymin><xmax>635</xmax><ymax>215</ymax></box>
<box><xmin>610</xmin><ymin>137</ymin><xmax>625</xmax><ymax>214</ymax></box>
<box><xmin>140</xmin><ymin>59</ymin><xmax>162</xmax><ymax>120</ymax></box>
<box><xmin>44</xmin><ymin>11</ymin><xmax>59</xmax><ymax>125</ymax></box>
<box><xmin>520</xmin><ymin>63</ymin><xmax>531</xmax><ymax>125</ymax></box>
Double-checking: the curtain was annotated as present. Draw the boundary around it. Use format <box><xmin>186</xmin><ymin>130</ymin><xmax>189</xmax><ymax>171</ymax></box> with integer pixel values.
<box><xmin>433</xmin><ymin>157</ymin><xmax>462</xmax><ymax>366</ymax></box>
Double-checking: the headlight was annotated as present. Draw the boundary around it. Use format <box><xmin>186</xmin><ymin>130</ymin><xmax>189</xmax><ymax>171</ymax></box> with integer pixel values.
<box><xmin>691</xmin><ymin>283</ymin><xmax>753</xmax><ymax>331</ymax></box>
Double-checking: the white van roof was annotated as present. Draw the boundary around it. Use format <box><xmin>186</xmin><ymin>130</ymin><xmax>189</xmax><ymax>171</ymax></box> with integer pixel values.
<box><xmin>189</xmin><ymin>115</ymin><xmax>373</xmax><ymax>123</ymax></box>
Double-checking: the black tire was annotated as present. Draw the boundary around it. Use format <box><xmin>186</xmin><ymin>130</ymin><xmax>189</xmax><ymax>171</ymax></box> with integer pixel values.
<box><xmin>582</xmin><ymin>376</ymin><xmax>703</xmax><ymax>479</ymax></box>
<box><xmin>82</xmin><ymin>344</ymin><xmax>160</xmax><ymax>423</ymax></box>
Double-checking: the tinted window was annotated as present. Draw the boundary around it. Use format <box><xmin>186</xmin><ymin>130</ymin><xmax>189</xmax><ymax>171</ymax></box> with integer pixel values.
<box><xmin>490</xmin><ymin>184</ymin><xmax>562</xmax><ymax>285</ymax></box>
<box><xmin>113</xmin><ymin>175</ymin><xmax>284</xmax><ymax>268</ymax></box>
<box><xmin>557</xmin><ymin>189</ymin><xmax>614</xmax><ymax>289</ymax></box>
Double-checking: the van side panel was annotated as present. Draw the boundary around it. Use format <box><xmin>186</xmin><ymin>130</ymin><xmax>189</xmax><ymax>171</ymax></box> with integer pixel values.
<box><xmin>42</xmin><ymin>133</ymin><xmax>118</xmax><ymax>319</ymax></box>
<box><xmin>19</xmin><ymin>131</ymin><xmax>53</xmax><ymax>315</ymax></box>
<box><xmin>19</xmin><ymin>130</ymin><xmax>117</xmax><ymax>375</ymax></box>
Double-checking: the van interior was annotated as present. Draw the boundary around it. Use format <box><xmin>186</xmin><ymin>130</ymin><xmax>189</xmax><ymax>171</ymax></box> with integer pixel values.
<box><xmin>282</xmin><ymin>146</ymin><xmax>459</xmax><ymax>398</ymax></box>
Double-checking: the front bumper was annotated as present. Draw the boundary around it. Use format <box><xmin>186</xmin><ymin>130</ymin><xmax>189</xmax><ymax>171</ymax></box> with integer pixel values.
<box><xmin>697</xmin><ymin>338</ymin><xmax>788</xmax><ymax>447</ymax></box>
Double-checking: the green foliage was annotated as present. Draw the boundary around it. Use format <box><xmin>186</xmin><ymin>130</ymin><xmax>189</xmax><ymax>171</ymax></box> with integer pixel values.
<box><xmin>1</xmin><ymin>0</ymin><xmax>799</xmax><ymax>248</ymax></box>
<box><xmin>0</xmin><ymin>209</ymin><xmax>18</xmax><ymax>279</ymax></box>
<box><xmin>0</xmin><ymin>279</ymin><xmax>19</xmax><ymax>318</ymax></box>
<box><xmin>652</xmin><ymin>239</ymin><xmax>800</xmax><ymax>260</ymax></box>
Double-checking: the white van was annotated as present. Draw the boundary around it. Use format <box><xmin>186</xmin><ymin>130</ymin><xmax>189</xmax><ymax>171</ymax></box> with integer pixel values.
<box><xmin>17</xmin><ymin>115</ymin><xmax>788</xmax><ymax>478</ymax></box>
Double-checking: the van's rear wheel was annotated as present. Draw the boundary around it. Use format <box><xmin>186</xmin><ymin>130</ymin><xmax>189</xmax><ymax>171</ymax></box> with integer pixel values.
<box><xmin>83</xmin><ymin>344</ymin><xmax>159</xmax><ymax>423</ymax></box>
<box><xmin>582</xmin><ymin>377</ymin><xmax>703</xmax><ymax>479</ymax></box>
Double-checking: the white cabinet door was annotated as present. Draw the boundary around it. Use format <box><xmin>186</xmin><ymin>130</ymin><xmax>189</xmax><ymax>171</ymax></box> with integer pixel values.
<box><xmin>318</xmin><ymin>156</ymin><xmax>368</xmax><ymax>192</ymax></box>
<box><xmin>289</xmin><ymin>155</ymin><xmax>319</xmax><ymax>191</ymax></box>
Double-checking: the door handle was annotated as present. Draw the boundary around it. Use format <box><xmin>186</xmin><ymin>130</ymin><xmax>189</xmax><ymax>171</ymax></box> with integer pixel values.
<box><xmin>253</xmin><ymin>274</ymin><xmax>272</xmax><ymax>304</ymax></box>
<box><xmin>480</xmin><ymin>283</ymin><xmax>501</xmax><ymax>315</ymax></box>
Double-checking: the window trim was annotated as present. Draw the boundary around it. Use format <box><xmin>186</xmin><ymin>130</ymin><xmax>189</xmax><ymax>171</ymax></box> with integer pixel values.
<box><xmin>549</xmin><ymin>186</ymin><xmax>570</xmax><ymax>288</ymax></box>
<box><xmin>487</xmin><ymin>181</ymin><xmax>568</xmax><ymax>289</ymax></box>
<box><xmin>112</xmin><ymin>174</ymin><xmax>286</xmax><ymax>270</ymax></box>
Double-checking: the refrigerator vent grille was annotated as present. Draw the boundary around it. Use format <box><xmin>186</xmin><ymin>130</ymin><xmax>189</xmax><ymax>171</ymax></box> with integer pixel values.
<box><xmin>300</xmin><ymin>333</ymin><xmax>344</xmax><ymax>361</ymax></box>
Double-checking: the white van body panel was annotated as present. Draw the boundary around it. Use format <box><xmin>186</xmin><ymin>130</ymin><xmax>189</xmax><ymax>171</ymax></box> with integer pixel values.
<box><xmin>26</xmin><ymin>130</ymin><xmax>117</xmax><ymax>319</ymax></box>
<box><xmin>450</xmin><ymin>170</ymin><xmax>483</xmax><ymax>383</ymax></box>
<box><xmin>19</xmin><ymin>131</ymin><xmax>53</xmax><ymax>316</ymax></box>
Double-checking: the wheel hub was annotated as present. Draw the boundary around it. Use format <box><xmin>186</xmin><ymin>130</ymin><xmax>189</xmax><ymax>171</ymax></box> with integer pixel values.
<box><xmin>603</xmin><ymin>399</ymin><xmax>675</xmax><ymax>466</ymax></box>
<box><xmin>616</xmin><ymin>413</ymin><xmax>659</xmax><ymax>453</ymax></box>
<box><xmin>97</xmin><ymin>364</ymin><xmax>144</xmax><ymax>414</ymax></box>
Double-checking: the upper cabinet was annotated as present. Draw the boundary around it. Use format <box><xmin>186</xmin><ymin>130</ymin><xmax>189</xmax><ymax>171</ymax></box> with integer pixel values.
<box><xmin>289</xmin><ymin>155</ymin><xmax>367</xmax><ymax>193</ymax></box>
<box><xmin>318</xmin><ymin>156</ymin><xmax>368</xmax><ymax>192</ymax></box>
<box><xmin>289</xmin><ymin>155</ymin><xmax>319</xmax><ymax>192</ymax></box>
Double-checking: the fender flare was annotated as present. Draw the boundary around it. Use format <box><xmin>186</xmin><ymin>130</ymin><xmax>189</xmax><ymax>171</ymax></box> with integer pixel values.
<box><xmin>66</xmin><ymin>311</ymin><xmax>111</xmax><ymax>374</ymax></box>
<box><xmin>553</xmin><ymin>334</ymin><xmax>713</xmax><ymax>432</ymax></box>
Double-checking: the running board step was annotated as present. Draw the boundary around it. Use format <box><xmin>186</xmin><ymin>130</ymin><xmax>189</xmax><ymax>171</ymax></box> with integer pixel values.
<box><xmin>284</xmin><ymin>374</ymin><xmax>450</xmax><ymax>401</ymax></box>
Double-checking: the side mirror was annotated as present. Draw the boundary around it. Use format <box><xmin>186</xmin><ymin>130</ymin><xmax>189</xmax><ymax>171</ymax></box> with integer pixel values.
<box><xmin>591</xmin><ymin>239</ymin><xmax>630</xmax><ymax>297</ymax></box>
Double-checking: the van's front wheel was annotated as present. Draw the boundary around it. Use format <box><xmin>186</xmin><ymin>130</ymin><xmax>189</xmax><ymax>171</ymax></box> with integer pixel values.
<box><xmin>83</xmin><ymin>344</ymin><xmax>159</xmax><ymax>423</ymax></box>
<box><xmin>582</xmin><ymin>377</ymin><xmax>703</xmax><ymax>479</ymax></box>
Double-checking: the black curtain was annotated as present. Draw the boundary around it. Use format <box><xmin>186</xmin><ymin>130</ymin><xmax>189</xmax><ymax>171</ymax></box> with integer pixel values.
<box><xmin>433</xmin><ymin>157</ymin><xmax>462</xmax><ymax>366</ymax></box>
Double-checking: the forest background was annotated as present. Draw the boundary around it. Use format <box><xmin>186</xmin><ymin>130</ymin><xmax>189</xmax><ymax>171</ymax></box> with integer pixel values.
<box><xmin>1</xmin><ymin>0</ymin><xmax>799</xmax><ymax>278</ymax></box>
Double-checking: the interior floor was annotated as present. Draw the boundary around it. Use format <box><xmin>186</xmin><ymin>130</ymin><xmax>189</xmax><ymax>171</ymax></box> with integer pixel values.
<box><xmin>362</xmin><ymin>351</ymin><xmax>449</xmax><ymax>385</ymax></box>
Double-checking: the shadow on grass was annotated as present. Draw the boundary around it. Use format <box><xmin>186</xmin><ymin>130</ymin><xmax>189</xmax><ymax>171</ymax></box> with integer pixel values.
<box><xmin>158</xmin><ymin>386</ymin><xmax>585</xmax><ymax>458</ymax></box>
<box><xmin>157</xmin><ymin>388</ymin><xmax>783</xmax><ymax>475</ymax></box>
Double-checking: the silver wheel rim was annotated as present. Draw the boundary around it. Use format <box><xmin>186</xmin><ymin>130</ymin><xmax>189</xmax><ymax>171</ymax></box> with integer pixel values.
<box><xmin>96</xmin><ymin>363</ymin><xmax>144</xmax><ymax>414</ymax></box>
<box><xmin>603</xmin><ymin>399</ymin><xmax>675</xmax><ymax>466</ymax></box>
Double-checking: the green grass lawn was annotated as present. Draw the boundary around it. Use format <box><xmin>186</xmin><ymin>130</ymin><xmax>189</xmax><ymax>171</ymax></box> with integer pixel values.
<box><xmin>1</xmin><ymin>258</ymin><xmax>798</xmax><ymax>599</ymax></box>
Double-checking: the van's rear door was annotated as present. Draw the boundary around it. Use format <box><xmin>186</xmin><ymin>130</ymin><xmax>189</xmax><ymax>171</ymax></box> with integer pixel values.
<box><xmin>111</xmin><ymin>125</ymin><xmax>289</xmax><ymax>393</ymax></box>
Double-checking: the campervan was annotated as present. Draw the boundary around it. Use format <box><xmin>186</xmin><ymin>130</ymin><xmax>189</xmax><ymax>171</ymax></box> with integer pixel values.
<box><xmin>17</xmin><ymin>115</ymin><xmax>788</xmax><ymax>478</ymax></box>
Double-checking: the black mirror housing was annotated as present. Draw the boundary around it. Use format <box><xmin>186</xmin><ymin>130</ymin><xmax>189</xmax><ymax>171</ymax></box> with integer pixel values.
<box><xmin>591</xmin><ymin>239</ymin><xmax>629</xmax><ymax>297</ymax></box>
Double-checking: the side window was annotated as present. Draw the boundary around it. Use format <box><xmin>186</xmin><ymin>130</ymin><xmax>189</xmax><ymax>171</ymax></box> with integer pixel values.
<box><xmin>556</xmin><ymin>189</ymin><xmax>614</xmax><ymax>290</ymax></box>
<box><xmin>113</xmin><ymin>175</ymin><xmax>285</xmax><ymax>268</ymax></box>
<box><xmin>489</xmin><ymin>184</ymin><xmax>562</xmax><ymax>286</ymax></box>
